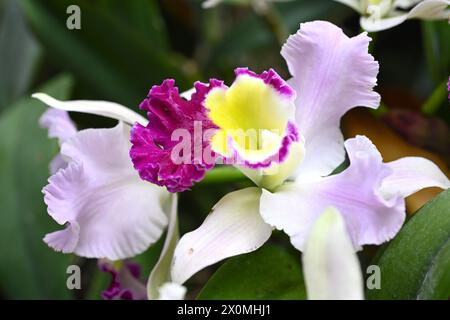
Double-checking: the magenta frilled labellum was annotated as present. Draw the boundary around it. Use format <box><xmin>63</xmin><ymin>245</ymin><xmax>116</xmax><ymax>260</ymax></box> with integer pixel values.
<box><xmin>130</xmin><ymin>67</ymin><xmax>301</xmax><ymax>193</ymax></box>
<box><xmin>130</xmin><ymin>79</ymin><xmax>221</xmax><ymax>193</ymax></box>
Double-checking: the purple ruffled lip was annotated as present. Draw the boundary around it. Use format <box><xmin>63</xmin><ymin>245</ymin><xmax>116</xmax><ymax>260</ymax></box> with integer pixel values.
<box><xmin>130</xmin><ymin>67</ymin><xmax>299</xmax><ymax>192</ymax></box>
<box><xmin>130</xmin><ymin>79</ymin><xmax>222</xmax><ymax>193</ymax></box>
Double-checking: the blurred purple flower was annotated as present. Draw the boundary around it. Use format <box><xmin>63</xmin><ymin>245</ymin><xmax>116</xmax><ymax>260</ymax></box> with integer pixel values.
<box><xmin>384</xmin><ymin>109</ymin><xmax>450</xmax><ymax>160</ymax></box>
<box><xmin>99</xmin><ymin>260</ymin><xmax>147</xmax><ymax>300</ymax></box>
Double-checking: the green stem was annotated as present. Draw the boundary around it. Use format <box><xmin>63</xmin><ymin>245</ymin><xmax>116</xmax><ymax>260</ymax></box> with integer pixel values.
<box><xmin>200</xmin><ymin>166</ymin><xmax>247</xmax><ymax>185</ymax></box>
<box><xmin>421</xmin><ymin>21</ymin><xmax>440</xmax><ymax>84</ymax></box>
<box><xmin>422</xmin><ymin>78</ymin><xmax>449</xmax><ymax>115</ymax></box>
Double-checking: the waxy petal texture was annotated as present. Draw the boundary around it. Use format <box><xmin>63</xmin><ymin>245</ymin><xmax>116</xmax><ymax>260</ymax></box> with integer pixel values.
<box><xmin>282</xmin><ymin>21</ymin><xmax>380</xmax><ymax>179</ymax></box>
<box><xmin>303</xmin><ymin>207</ymin><xmax>364</xmax><ymax>300</ymax></box>
<box><xmin>43</xmin><ymin>123</ymin><xmax>170</xmax><ymax>260</ymax></box>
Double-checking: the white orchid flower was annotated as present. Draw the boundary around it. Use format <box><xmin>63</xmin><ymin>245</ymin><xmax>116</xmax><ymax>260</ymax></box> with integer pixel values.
<box><xmin>334</xmin><ymin>0</ymin><xmax>450</xmax><ymax>32</ymax></box>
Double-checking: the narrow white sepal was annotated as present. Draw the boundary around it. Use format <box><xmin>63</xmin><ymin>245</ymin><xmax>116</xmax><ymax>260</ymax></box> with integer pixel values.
<box><xmin>303</xmin><ymin>207</ymin><xmax>364</xmax><ymax>300</ymax></box>
<box><xmin>32</xmin><ymin>93</ymin><xmax>148</xmax><ymax>126</ymax></box>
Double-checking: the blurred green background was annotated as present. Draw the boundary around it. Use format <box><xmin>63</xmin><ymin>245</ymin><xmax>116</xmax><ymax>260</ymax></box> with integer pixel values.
<box><xmin>0</xmin><ymin>0</ymin><xmax>449</xmax><ymax>299</ymax></box>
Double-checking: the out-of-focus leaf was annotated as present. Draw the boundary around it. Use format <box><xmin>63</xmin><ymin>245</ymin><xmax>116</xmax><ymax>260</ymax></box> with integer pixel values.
<box><xmin>0</xmin><ymin>74</ymin><xmax>73</xmax><ymax>299</ymax></box>
<box><xmin>367</xmin><ymin>190</ymin><xmax>450</xmax><ymax>300</ymax></box>
<box><xmin>20</xmin><ymin>0</ymin><xmax>197</xmax><ymax>107</ymax></box>
<box><xmin>197</xmin><ymin>244</ymin><xmax>306</xmax><ymax>299</ymax></box>
<box><xmin>422</xmin><ymin>20</ymin><xmax>450</xmax><ymax>85</ymax></box>
<box><xmin>205</xmin><ymin>0</ymin><xmax>349</xmax><ymax>69</ymax></box>
<box><xmin>0</xmin><ymin>0</ymin><xmax>40</xmax><ymax>111</ymax></box>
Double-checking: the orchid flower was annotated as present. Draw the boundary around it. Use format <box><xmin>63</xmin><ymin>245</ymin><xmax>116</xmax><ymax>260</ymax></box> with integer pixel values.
<box><xmin>334</xmin><ymin>0</ymin><xmax>450</xmax><ymax>32</ymax></box>
<box><xmin>34</xmin><ymin>20</ymin><xmax>449</xmax><ymax>296</ymax></box>
<box><xmin>163</xmin><ymin>21</ymin><xmax>450</xmax><ymax>285</ymax></box>
<box><xmin>303</xmin><ymin>207</ymin><xmax>364</xmax><ymax>300</ymax></box>
<box><xmin>35</xmin><ymin>97</ymin><xmax>172</xmax><ymax>261</ymax></box>
<box><xmin>36</xmin><ymin>97</ymin><xmax>186</xmax><ymax>299</ymax></box>
<box><xmin>98</xmin><ymin>194</ymin><xmax>185</xmax><ymax>300</ymax></box>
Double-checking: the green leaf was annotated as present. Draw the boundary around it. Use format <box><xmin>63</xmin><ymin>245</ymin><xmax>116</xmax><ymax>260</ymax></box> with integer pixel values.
<box><xmin>367</xmin><ymin>190</ymin><xmax>450</xmax><ymax>300</ymax></box>
<box><xmin>0</xmin><ymin>0</ymin><xmax>40</xmax><ymax>111</ymax></box>
<box><xmin>417</xmin><ymin>240</ymin><xmax>450</xmax><ymax>300</ymax></box>
<box><xmin>0</xmin><ymin>74</ymin><xmax>74</xmax><ymax>299</ymax></box>
<box><xmin>197</xmin><ymin>244</ymin><xmax>307</xmax><ymax>300</ymax></box>
<box><xmin>20</xmin><ymin>0</ymin><xmax>197</xmax><ymax>107</ymax></box>
<box><xmin>206</xmin><ymin>0</ymin><xmax>349</xmax><ymax>68</ymax></box>
<box><xmin>422</xmin><ymin>20</ymin><xmax>450</xmax><ymax>85</ymax></box>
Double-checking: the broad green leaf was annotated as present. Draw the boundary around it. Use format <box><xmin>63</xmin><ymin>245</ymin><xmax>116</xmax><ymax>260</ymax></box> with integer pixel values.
<box><xmin>197</xmin><ymin>244</ymin><xmax>307</xmax><ymax>300</ymax></box>
<box><xmin>417</xmin><ymin>240</ymin><xmax>450</xmax><ymax>300</ymax></box>
<box><xmin>367</xmin><ymin>190</ymin><xmax>450</xmax><ymax>300</ymax></box>
<box><xmin>0</xmin><ymin>0</ymin><xmax>40</xmax><ymax>111</ymax></box>
<box><xmin>0</xmin><ymin>74</ymin><xmax>74</xmax><ymax>299</ymax></box>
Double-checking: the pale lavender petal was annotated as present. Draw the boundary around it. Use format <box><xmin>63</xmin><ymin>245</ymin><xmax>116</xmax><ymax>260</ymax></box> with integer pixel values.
<box><xmin>43</xmin><ymin>123</ymin><xmax>170</xmax><ymax>260</ymax></box>
<box><xmin>99</xmin><ymin>260</ymin><xmax>147</xmax><ymax>300</ymax></box>
<box><xmin>39</xmin><ymin>108</ymin><xmax>78</xmax><ymax>173</ymax></box>
<box><xmin>44</xmin><ymin>220</ymin><xmax>79</xmax><ymax>254</ymax></box>
<box><xmin>49</xmin><ymin>154</ymin><xmax>68</xmax><ymax>174</ymax></box>
<box><xmin>282</xmin><ymin>21</ymin><xmax>380</xmax><ymax>179</ymax></box>
<box><xmin>381</xmin><ymin>157</ymin><xmax>450</xmax><ymax>199</ymax></box>
<box><xmin>39</xmin><ymin>108</ymin><xmax>77</xmax><ymax>144</ymax></box>
<box><xmin>171</xmin><ymin>187</ymin><xmax>272</xmax><ymax>284</ymax></box>
<box><xmin>261</xmin><ymin>136</ymin><xmax>405</xmax><ymax>251</ymax></box>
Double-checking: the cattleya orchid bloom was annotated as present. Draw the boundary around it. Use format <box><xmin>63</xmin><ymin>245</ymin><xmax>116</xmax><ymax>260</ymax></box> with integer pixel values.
<box><xmin>303</xmin><ymin>207</ymin><xmax>364</xmax><ymax>300</ymax></box>
<box><xmin>36</xmin><ymin>102</ymin><xmax>171</xmax><ymax>260</ymax></box>
<box><xmin>167</xmin><ymin>21</ymin><xmax>450</xmax><ymax>284</ymax></box>
<box><xmin>36</xmin><ymin>104</ymin><xmax>185</xmax><ymax>299</ymax></box>
<box><xmin>34</xmin><ymin>19</ymin><xmax>450</xmax><ymax>299</ymax></box>
<box><xmin>334</xmin><ymin>0</ymin><xmax>450</xmax><ymax>32</ymax></box>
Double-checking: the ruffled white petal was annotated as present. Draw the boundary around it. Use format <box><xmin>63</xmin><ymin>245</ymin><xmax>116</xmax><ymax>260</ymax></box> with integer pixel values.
<box><xmin>43</xmin><ymin>122</ymin><xmax>169</xmax><ymax>260</ymax></box>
